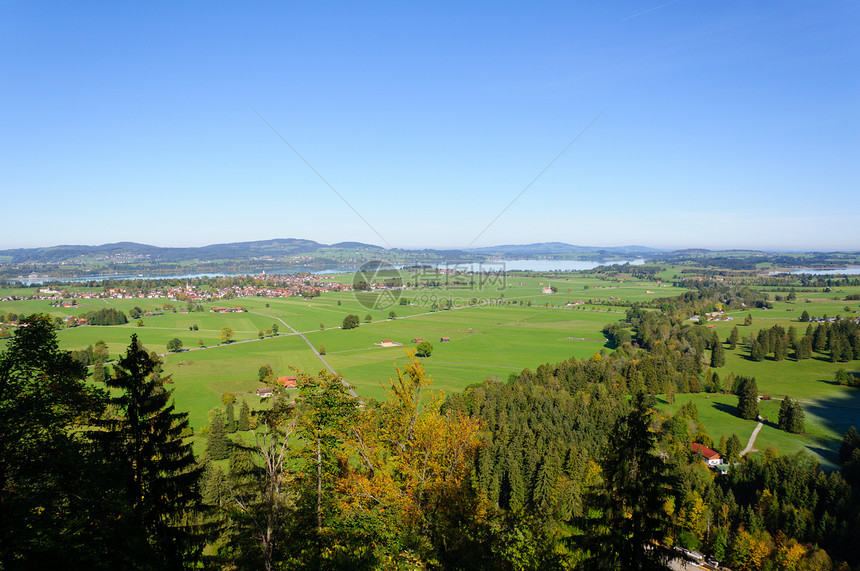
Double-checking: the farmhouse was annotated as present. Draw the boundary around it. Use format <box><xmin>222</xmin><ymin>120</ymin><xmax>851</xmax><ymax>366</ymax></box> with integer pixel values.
<box><xmin>376</xmin><ymin>339</ymin><xmax>402</xmax><ymax>348</ymax></box>
<box><xmin>277</xmin><ymin>376</ymin><xmax>298</xmax><ymax>389</ymax></box>
<box><xmin>542</xmin><ymin>286</ymin><xmax>553</xmax><ymax>294</ymax></box>
<box><xmin>440</xmin><ymin>337</ymin><xmax>450</xmax><ymax>342</ymax></box>
<box><xmin>256</xmin><ymin>387</ymin><xmax>273</xmax><ymax>398</ymax></box>
<box><xmin>691</xmin><ymin>443</ymin><xmax>722</xmax><ymax>466</ymax></box>
<box><xmin>412</xmin><ymin>338</ymin><xmax>423</xmax><ymax>343</ymax></box>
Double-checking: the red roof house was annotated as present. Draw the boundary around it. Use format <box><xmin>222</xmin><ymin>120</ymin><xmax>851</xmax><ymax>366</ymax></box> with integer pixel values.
<box><xmin>691</xmin><ymin>443</ymin><xmax>722</xmax><ymax>466</ymax></box>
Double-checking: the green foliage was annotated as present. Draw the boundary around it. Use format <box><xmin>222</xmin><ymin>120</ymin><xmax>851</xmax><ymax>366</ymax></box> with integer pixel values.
<box><xmin>225</xmin><ymin>401</ymin><xmax>236</xmax><ymax>434</ymax></box>
<box><xmin>572</xmin><ymin>392</ymin><xmax>674</xmax><ymax>569</ymax></box>
<box><xmin>166</xmin><ymin>337</ymin><xmax>183</xmax><ymax>352</ymax></box>
<box><xmin>415</xmin><ymin>340</ymin><xmax>433</xmax><ymax>357</ymax></box>
<box><xmin>777</xmin><ymin>396</ymin><xmax>805</xmax><ymax>434</ymax></box>
<box><xmin>238</xmin><ymin>400</ymin><xmax>251</xmax><ymax>431</ymax></box>
<box><xmin>80</xmin><ymin>307</ymin><xmax>128</xmax><ymax>325</ymax></box>
<box><xmin>220</xmin><ymin>326</ymin><xmax>234</xmax><ymax>343</ymax></box>
<box><xmin>710</xmin><ymin>339</ymin><xmax>725</xmax><ymax>367</ymax></box>
<box><xmin>736</xmin><ymin>376</ymin><xmax>759</xmax><ymax>420</ymax></box>
<box><xmin>342</xmin><ymin>314</ymin><xmax>360</xmax><ymax>329</ymax></box>
<box><xmin>91</xmin><ymin>335</ymin><xmax>204</xmax><ymax>567</ymax></box>
<box><xmin>207</xmin><ymin>411</ymin><xmax>230</xmax><ymax>461</ymax></box>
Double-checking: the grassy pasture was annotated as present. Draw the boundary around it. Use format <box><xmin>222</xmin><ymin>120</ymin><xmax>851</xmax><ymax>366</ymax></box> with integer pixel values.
<box><xmin>3</xmin><ymin>269</ymin><xmax>859</xmax><ymax>463</ymax></box>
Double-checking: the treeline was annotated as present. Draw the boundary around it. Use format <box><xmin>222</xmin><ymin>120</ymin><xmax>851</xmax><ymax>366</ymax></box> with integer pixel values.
<box><xmin>748</xmin><ymin>320</ymin><xmax>860</xmax><ymax>363</ymax></box>
<box><xmin>78</xmin><ymin>307</ymin><xmax>128</xmax><ymax>325</ymax></box>
<box><xmin>443</xmin><ymin>361</ymin><xmax>860</xmax><ymax>569</ymax></box>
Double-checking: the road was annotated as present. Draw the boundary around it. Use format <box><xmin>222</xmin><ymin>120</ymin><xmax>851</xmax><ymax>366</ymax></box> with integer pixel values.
<box><xmin>248</xmin><ymin>311</ymin><xmax>362</xmax><ymax>401</ymax></box>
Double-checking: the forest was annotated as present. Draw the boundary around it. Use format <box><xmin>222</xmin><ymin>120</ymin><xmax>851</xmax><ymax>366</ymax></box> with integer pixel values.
<box><xmin>2</xmin><ymin>294</ymin><xmax>860</xmax><ymax>569</ymax></box>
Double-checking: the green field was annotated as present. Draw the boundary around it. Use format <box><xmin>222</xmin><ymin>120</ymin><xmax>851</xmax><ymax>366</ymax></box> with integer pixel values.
<box><xmin>3</xmin><ymin>268</ymin><xmax>860</xmax><ymax>464</ymax></box>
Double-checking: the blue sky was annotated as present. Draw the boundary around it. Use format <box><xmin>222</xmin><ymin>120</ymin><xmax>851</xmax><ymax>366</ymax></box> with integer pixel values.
<box><xmin>2</xmin><ymin>1</ymin><xmax>858</xmax><ymax>251</ymax></box>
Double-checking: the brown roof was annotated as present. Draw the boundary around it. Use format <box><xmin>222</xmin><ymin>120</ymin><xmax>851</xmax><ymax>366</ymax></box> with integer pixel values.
<box><xmin>691</xmin><ymin>443</ymin><xmax>721</xmax><ymax>461</ymax></box>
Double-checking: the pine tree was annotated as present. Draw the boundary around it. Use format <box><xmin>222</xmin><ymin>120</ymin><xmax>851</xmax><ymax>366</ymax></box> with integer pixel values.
<box><xmin>207</xmin><ymin>411</ymin><xmax>230</xmax><ymax>461</ymax></box>
<box><xmin>711</xmin><ymin>340</ymin><xmax>726</xmax><ymax>367</ymax></box>
<box><xmin>778</xmin><ymin>397</ymin><xmax>793</xmax><ymax>431</ymax></box>
<box><xmin>573</xmin><ymin>392</ymin><xmax>674</xmax><ymax>568</ymax></box>
<box><xmin>225</xmin><ymin>401</ymin><xmax>236</xmax><ymax>433</ymax></box>
<box><xmin>92</xmin><ymin>335</ymin><xmax>203</xmax><ymax>568</ymax></box>
<box><xmin>726</xmin><ymin>434</ymin><xmax>742</xmax><ymax>462</ymax></box>
<box><xmin>750</xmin><ymin>339</ymin><xmax>766</xmax><ymax>362</ymax></box>
<box><xmin>840</xmin><ymin>427</ymin><xmax>860</xmax><ymax>464</ymax></box>
<box><xmin>788</xmin><ymin>400</ymin><xmax>805</xmax><ymax>434</ymax></box>
<box><xmin>737</xmin><ymin>376</ymin><xmax>759</xmax><ymax>420</ymax></box>
<box><xmin>238</xmin><ymin>400</ymin><xmax>251</xmax><ymax>431</ymax></box>
<box><xmin>728</xmin><ymin>326</ymin><xmax>739</xmax><ymax>350</ymax></box>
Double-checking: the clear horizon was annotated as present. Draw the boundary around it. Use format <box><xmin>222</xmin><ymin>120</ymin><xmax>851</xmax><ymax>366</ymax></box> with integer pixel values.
<box><xmin>2</xmin><ymin>2</ymin><xmax>858</xmax><ymax>251</ymax></box>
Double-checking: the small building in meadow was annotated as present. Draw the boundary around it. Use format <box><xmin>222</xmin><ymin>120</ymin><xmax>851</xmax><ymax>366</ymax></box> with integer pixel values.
<box><xmin>256</xmin><ymin>387</ymin><xmax>273</xmax><ymax>398</ymax></box>
<box><xmin>691</xmin><ymin>443</ymin><xmax>722</xmax><ymax>466</ymax></box>
<box><xmin>440</xmin><ymin>337</ymin><xmax>450</xmax><ymax>342</ymax></box>
<box><xmin>277</xmin><ymin>376</ymin><xmax>298</xmax><ymax>389</ymax></box>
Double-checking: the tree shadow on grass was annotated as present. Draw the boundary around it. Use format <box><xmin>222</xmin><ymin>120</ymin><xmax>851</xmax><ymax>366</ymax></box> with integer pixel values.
<box><xmin>803</xmin><ymin>385</ymin><xmax>860</xmax><ymax>466</ymax></box>
<box><xmin>711</xmin><ymin>400</ymin><xmax>745</xmax><ymax>420</ymax></box>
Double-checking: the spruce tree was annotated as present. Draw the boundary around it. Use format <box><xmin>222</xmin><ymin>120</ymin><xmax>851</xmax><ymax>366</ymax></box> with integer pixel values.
<box><xmin>728</xmin><ymin>326</ymin><xmax>739</xmax><ymax>350</ymax></box>
<box><xmin>207</xmin><ymin>412</ymin><xmax>230</xmax><ymax>461</ymax></box>
<box><xmin>238</xmin><ymin>400</ymin><xmax>251</xmax><ymax>431</ymax></box>
<box><xmin>93</xmin><ymin>335</ymin><xmax>203</xmax><ymax>568</ymax></box>
<box><xmin>573</xmin><ymin>392</ymin><xmax>674</xmax><ymax>568</ymax></box>
<box><xmin>225</xmin><ymin>401</ymin><xmax>236</xmax><ymax>434</ymax></box>
<box><xmin>711</xmin><ymin>340</ymin><xmax>726</xmax><ymax>367</ymax></box>
<box><xmin>749</xmin><ymin>339</ymin><xmax>765</xmax><ymax>362</ymax></box>
<box><xmin>778</xmin><ymin>397</ymin><xmax>793</xmax><ymax>431</ymax></box>
<box><xmin>736</xmin><ymin>376</ymin><xmax>759</xmax><ymax>420</ymax></box>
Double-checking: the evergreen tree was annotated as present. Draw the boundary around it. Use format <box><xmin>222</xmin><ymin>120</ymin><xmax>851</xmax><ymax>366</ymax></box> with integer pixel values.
<box><xmin>840</xmin><ymin>427</ymin><xmax>860</xmax><ymax>464</ymax></box>
<box><xmin>773</xmin><ymin>335</ymin><xmax>787</xmax><ymax>361</ymax></box>
<box><xmin>726</xmin><ymin>434</ymin><xmax>742</xmax><ymax>462</ymax></box>
<box><xmin>0</xmin><ymin>314</ymin><xmax>110</xmax><ymax>568</ymax></box>
<box><xmin>572</xmin><ymin>392</ymin><xmax>674</xmax><ymax>569</ymax></box>
<box><xmin>238</xmin><ymin>400</ymin><xmax>251</xmax><ymax>431</ymax></box>
<box><xmin>749</xmin><ymin>339</ymin><xmax>766</xmax><ymax>362</ymax></box>
<box><xmin>711</xmin><ymin>340</ymin><xmax>725</xmax><ymax>367</ymax></box>
<box><xmin>92</xmin><ymin>335</ymin><xmax>204</xmax><ymax>568</ymax></box>
<box><xmin>736</xmin><ymin>376</ymin><xmax>759</xmax><ymax>420</ymax></box>
<box><xmin>778</xmin><ymin>397</ymin><xmax>793</xmax><ymax>431</ymax></box>
<box><xmin>207</xmin><ymin>411</ymin><xmax>230</xmax><ymax>461</ymax></box>
<box><xmin>225</xmin><ymin>401</ymin><xmax>236</xmax><ymax>434</ymax></box>
<box><xmin>800</xmin><ymin>310</ymin><xmax>810</xmax><ymax>322</ymax></box>
<box><xmin>728</xmin><ymin>326</ymin><xmax>739</xmax><ymax>350</ymax></box>
<box><xmin>744</xmin><ymin>314</ymin><xmax>753</xmax><ymax>326</ymax></box>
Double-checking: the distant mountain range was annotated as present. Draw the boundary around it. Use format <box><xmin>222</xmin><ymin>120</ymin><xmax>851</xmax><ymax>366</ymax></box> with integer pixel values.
<box><xmin>0</xmin><ymin>239</ymin><xmax>662</xmax><ymax>265</ymax></box>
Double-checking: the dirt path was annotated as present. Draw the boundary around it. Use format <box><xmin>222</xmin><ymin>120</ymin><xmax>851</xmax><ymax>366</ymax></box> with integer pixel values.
<box><xmin>741</xmin><ymin>421</ymin><xmax>764</xmax><ymax>456</ymax></box>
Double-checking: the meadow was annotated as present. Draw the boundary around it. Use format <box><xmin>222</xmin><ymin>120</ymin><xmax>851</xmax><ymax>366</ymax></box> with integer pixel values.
<box><xmin>2</xmin><ymin>268</ymin><xmax>859</xmax><ymax>464</ymax></box>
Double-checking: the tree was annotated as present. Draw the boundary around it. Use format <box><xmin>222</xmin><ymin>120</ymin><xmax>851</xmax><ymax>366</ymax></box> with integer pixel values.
<box><xmin>0</xmin><ymin>315</ymin><xmax>110</xmax><ymax>567</ymax></box>
<box><xmin>725</xmin><ymin>434</ymin><xmax>742</xmax><ymax>463</ymax></box>
<box><xmin>220</xmin><ymin>326</ymin><xmax>234</xmax><ymax>343</ymax></box>
<box><xmin>92</xmin><ymin>335</ymin><xmax>204</xmax><ymax>567</ymax></box>
<box><xmin>736</xmin><ymin>376</ymin><xmax>759</xmax><ymax>420</ymax></box>
<box><xmin>744</xmin><ymin>314</ymin><xmax>753</xmax><ymax>326</ymax></box>
<box><xmin>318</xmin><ymin>344</ymin><xmax>326</xmax><ymax>355</ymax></box>
<box><xmin>777</xmin><ymin>397</ymin><xmax>805</xmax><ymax>434</ymax></box>
<box><xmin>711</xmin><ymin>340</ymin><xmax>725</xmax><ymax>367</ymax></box>
<box><xmin>572</xmin><ymin>392</ymin><xmax>674</xmax><ymax>569</ymax></box>
<box><xmin>388</xmin><ymin>310</ymin><xmax>397</xmax><ymax>319</ymax></box>
<box><xmin>208</xmin><ymin>411</ymin><xmax>230</xmax><ymax>460</ymax></box>
<box><xmin>728</xmin><ymin>326</ymin><xmax>740</xmax><ymax>350</ymax></box>
<box><xmin>272</xmin><ymin>323</ymin><xmax>279</xmax><ymax>336</ymax></box>
<box><xmin>228</xmin><ymin>410</ymin><xmax>299</xmax><ymax>571</ymax></box>
<box><xmin>800</xmin><ymin>310</ymin><xmax>810</xmax><ymax>322</ymax></box>
<box><xmin>225</xmin><ymin>400</ymin><xmax>237</xmax><ymax>434</ymax></box>
<box><xmin>258</xmin><ymin>364</ymin><xmax>274</xmax><ymax>383</ymax></box>
<box><xmin>342</xmin><ymin>314</ymin><xmax>360</xmax><ymax>330</ymax></box>
<box><xmin>415</xmin><ymin>340</ymin><xmax>433</xmax><ymax>357</ymax></box>
<box><xmin>238</xmin><ymin>400</ymin><xmax>251</xmax><ymax>431</ymax></box>
<box><xmin>166</xmin><ymin>337</ymin><xmax>183</xmax><ymax>352</ymax></box>
<box><xmin>749</xmin><ymin>338</ymin><xmax>765</xmax><ymax>362</ymax></box>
